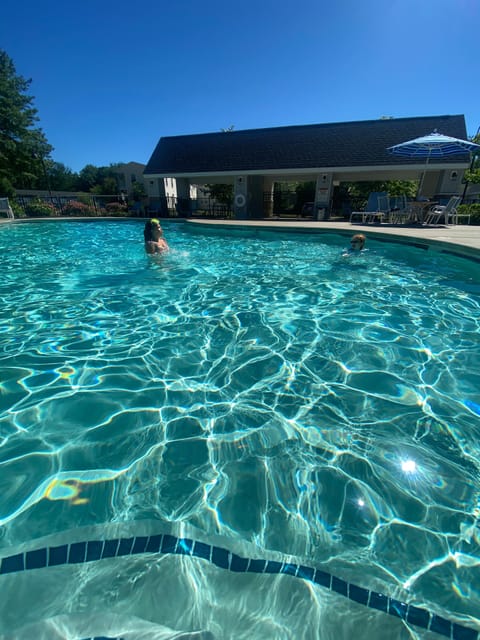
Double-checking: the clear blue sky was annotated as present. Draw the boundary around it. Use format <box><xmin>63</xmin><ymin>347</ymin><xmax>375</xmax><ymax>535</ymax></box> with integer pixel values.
<box><xmin>2</xmin><ymin>0</ymin><xmax>479</xmax><ymax>172</ymax></box>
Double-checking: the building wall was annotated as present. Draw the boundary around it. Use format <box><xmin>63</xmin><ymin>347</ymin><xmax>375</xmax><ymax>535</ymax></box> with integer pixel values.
<box><xmin>436</xmin><ymin>169</ymin><xmax>464</xmax><ymax>196</ymax></box>
<box><xmin>144</xmin><ymin>174</ymin><xmax>196</xmax><ymax>201</ymax></box>
<box><xmin>112</xmin><ymin>162</ymin><xmax>146</xmax><ymax>196</ymax></box>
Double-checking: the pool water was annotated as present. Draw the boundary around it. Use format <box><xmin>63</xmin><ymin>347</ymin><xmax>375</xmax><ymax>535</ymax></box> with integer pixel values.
<box><xmin>1</xmin><ymin>220</ymin><xmax>480</xmax><ymax>638</ymax></box>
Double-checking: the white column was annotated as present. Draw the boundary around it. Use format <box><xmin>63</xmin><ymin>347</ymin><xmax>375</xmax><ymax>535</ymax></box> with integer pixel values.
<box><xmin>233</xmin><ymin>176</ymin><xmax>248</xmax><ymax>219</ymax></box>
<box><xmin>314</xmin><ymin>173</ymin><xmax>333</xmax><ymax>219</ymax></box>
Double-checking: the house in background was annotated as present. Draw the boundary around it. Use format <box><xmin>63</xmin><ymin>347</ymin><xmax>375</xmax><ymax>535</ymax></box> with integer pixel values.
<box><xmin>113</xmin><ymin>161</ymin><xmax>196</xmax><ymax>213</ymax></box>
<box><xmin>111</xmin><ymin>162</ymin><xmax>148</xmax><ymax>198</ymax></box>
<box><xmin>144</xmin><ymin>167</ymin><xmax>197</xmax><ymax>214</ymax></box>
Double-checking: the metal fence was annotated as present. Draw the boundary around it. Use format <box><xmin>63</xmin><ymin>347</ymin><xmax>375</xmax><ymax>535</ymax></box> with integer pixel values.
<box><xmin>11</xmin><ymin>194</ymin><xmax>237</xmax><ymax>219</ymax></box>
<box><xmin>13</xmin><ymin>194</ymin><xmax>129</xmax><ymax>217</ymax></box>
<box><xmin>10</xmin><ymin>190</ymin><xmax>363</xmax><ymax>220</ymax></box>
<box><xmin>147</xmin><ymin>196</ymin><xmax>234</xmax><ymax>218</ymax></box>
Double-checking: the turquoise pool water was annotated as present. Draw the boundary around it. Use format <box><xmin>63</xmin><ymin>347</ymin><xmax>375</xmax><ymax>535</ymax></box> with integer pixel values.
<box><xmin>0</xmin><ymin>220</ymin><xmax>480</xmax><ymax>638</ymax></box>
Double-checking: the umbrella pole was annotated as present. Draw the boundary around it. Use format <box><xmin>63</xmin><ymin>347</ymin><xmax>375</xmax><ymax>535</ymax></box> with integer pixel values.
<box><xmin>417</xmin><ymin>152</ymin><xmax>431</xmax><ymax>198</ymax></box>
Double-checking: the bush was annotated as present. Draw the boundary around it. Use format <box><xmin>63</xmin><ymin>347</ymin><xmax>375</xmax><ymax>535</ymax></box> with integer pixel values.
<box><xmin>457</xmin><ymin>203</ymin><xmax>480</xmax><ymax>225</ymax></box>
<box><xmin>9</xmin><ymin>199</ymin><xmax>25</xmax><ymax>218</ymax></box>
<box><xmin>105</xmin><ymin>202</ymin><xmax>128</xmax><ymax>214</ymax></box>
<box><xmin>24</xmin><ymin>199</ymin><xmax>57</xmax><ymax>217</ymax></box>
<box><xmin>61</xmin><ymin>200</ymin><xmax>96</xmax><ymax>216</ymax></box>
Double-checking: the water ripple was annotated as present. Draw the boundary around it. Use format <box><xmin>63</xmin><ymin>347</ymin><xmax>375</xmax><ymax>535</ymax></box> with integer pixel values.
<box><xmin>0</xmin><ymin>221</ymin><xmax>480</xmax><ymax>625</ymax></box>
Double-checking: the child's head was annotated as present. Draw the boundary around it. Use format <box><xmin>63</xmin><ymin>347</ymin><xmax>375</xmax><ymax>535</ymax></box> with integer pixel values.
<box><xmin>144</xmin><ymin>218</ymin><xmax>162</xmax><ymax>241</ymax></box>
<box><xmin>350</xmin><ymin>234</ymin><xmax>366</xmax><ymax>251</ymax></box>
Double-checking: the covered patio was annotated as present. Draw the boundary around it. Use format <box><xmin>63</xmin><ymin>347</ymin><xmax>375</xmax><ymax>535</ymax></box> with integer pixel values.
<box><xmin>143</xmin><ymin>115</ymin><xmax>471</xmax><ymax>220</ymax></box>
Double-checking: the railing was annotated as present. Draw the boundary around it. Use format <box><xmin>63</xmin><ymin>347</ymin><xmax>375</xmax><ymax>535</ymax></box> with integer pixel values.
<box><xmin>7</xmin><ymin>193</ymin><xmax>388</xmax><ymax>220</ymax></box>
<box><xmin>148</xmin><ymin>196</ymin><xmax>233</xmax><ymax>218</ymax></box>
<box><xmin>266</xmin><ymin>190</ymin><xmax>365</xmax><ymax>219</ymax></box>
<box><xmin>0</xmin><ymin>198</ymin><xmax>14</xmax><ymax>219</ymax></box>
<box><xmin>13</xmin><ymin>194</ymin><xmax>130</xmax><ymax>217</ymax></box>
<box><xmin>10</xmin><ymin>194</ymin><xmax>237</xmax><ymax>219</ymax></box>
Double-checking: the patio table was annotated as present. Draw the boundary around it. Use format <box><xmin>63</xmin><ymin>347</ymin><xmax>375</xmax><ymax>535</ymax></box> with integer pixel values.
<box><xmin>407</xmin><ymin>201</ymin><xmax>437</xmax><ymax>224</ymax></box>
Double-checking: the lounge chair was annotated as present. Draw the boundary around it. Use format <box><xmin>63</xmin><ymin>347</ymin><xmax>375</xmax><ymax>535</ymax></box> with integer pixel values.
<box><xmin>350</xmin><ymin>191</ymin><xmax>389</xmax><ymax>224</ymax></box>
<box><xmin>0</xmin><ymin>197</ymin><xmax>14</xmax><ymax>219</ymax></box>
<box><xmin>424</xmin><ymin>196</ymin><xmax>461</xmax><ymax>225</ymax></box>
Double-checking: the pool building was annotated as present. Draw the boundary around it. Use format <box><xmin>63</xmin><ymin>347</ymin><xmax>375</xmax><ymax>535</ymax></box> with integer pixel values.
<box><xmin>143</xmin><ymin>114</ymin><xmax>471</xmax><ymax>218</ymax></box>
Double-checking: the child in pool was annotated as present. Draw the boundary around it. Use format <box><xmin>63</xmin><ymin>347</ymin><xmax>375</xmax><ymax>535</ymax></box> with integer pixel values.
<box><xmin>341</xmin><ymin>233</ymin><xmax>367</xmax><ymax>258</ymax></box>
<box><xmin>349</xmin><ymin>234</ymin><xmax>366</xmax><ymax>252</ymax></box>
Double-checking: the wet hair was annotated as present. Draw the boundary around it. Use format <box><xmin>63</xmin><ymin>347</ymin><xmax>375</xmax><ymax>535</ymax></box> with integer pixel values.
<box><xmin>351</xmin><ymin>234</ymin><xmax>366</xmax><ymax>248</ymax></box>
<box><xmin>144</xmin><ymin>218</ymin><xmax>161</xmax><ymax>242</ymax></box>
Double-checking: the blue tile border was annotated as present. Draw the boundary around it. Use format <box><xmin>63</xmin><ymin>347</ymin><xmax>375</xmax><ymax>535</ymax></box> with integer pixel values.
<box><xmin>1</xmin><ymin>533</ymin><xmax>478</xmax><ymax>640</ymax></box>
<box><xmin>80</xmin><ymin>637</ymin><xmax>126</xmax><ymax>640</ymax></box>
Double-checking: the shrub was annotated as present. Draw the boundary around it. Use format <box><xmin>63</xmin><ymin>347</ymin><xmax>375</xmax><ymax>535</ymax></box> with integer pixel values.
<box><xmin>61</xmin><ymin>200</ymin><xmax>96</xmax><ymax>216</ymax></box>
<box><xmin>457</xmin><ymin>203</ymin><xmax>480</xmax><ymax>225</ymax></box>
<box><xmin>105</xmin><ymin>202</ymin><xmax>128</xmax><ymax>214</ymax></box>
<box><xmin>9</xmin><ymin>199</ymin><xmax>25</xmax><ymax>218</ymax></box>
<box><xmin>24</xmin><ymin>199</ymin><xmax>57</xmax><ymax>217</ymax></box>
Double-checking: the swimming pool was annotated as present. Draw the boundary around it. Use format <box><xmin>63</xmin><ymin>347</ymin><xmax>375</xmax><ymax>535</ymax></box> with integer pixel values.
<box><xmin>0</xmin><ymin>220</ymin><xmax>479</xmax><ymax>639</ymax></box>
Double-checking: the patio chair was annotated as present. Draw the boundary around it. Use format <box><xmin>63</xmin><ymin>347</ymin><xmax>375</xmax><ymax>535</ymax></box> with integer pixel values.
<box><xmin>388</xmin><ymin>195</ymin><xmax>411</xmax><ymax>224</ymax></box>
<box><xmin>350</xmin><ymin>191</ymin><xmax>389</xmax><ymax>224</ymax></box>
<box><xmin>364</xmin><ymin>194</ymin><xmax>391</xmax><ymax>223</ymax></box>
<box><xmin>424</xmin><ymin>196</ymin><xmax>461</xmax><ymax>225</ymax></box>
<box><xmin>0</xmin><ymin>197</ymin><xmax>14</xmax><ymax>219</ymax></box>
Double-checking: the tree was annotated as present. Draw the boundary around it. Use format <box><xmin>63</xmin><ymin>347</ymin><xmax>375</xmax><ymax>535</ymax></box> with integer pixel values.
<box><xmin>463</xmin><ymin>132</ymin><xmax>480</xmax><ymax>185</ymax></box>
<box><xmin>295</xmin><ymin>181</ymin><xmax>316</xmax><ymax>207</ymax></box>
<box><xmin>77</xmin><ymin>163</ymin><xmax>121</xmax><ymax>194</ymax></box>
<box><xmin>90</xmin><ymin>176</ymin><xmax>118</xmax><ymax>195</ymax></box>
<box><xmin>345</xmin><ymin>180</ymin><xmax>417</xmax><ymax>200</ymax></box>
<box><xmin>132</xmin><ymin>180</ymin><xmax>146</xmax><ymax>201</ymax></box>
<box><xmin>0</xmin><ymin>50</ymin><xmax>52</xmax><ymax>195</ymax></box>
<box><xmin>205</xmin><ymin>183</ymin><xmax>233</xmax><ymax>205</ymax></box>
<box><xmin>76</xmin><ymin>164</ymin><xmax>101</xmax><ymax>191</ymax></box>
<box><xmin>39</xmin><ymin>160</ymin><xmax>78</xmax><ymax>191</ymax></box>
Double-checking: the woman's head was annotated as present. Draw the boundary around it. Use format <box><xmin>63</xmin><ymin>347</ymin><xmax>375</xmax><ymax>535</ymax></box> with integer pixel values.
<box><xmin>350</xmin><ymin>234</ymin><xmax>366</xmax><ymax>251</ymax></box>
<box><xmin>144</xmin><ymin>218</ymin><xmax>162</xmax><ymax>242</ymax></box>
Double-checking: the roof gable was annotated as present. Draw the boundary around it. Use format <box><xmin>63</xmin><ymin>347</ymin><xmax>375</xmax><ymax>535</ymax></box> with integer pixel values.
<box><xmin>113</xmin><ymin>161</ymin><xmax>146</xmax><ymax>172</ymax></box>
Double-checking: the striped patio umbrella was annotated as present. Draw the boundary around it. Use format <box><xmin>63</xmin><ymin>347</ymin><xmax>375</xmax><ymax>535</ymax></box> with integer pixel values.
<box><xmin>388</xmin><ymin>130</ymin><xmax>480</xmax><ymax>196</ymax></box>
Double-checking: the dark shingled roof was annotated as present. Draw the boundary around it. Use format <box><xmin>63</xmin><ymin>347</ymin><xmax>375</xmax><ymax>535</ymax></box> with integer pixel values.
<box><xmin>144</xmin><ymin>115</ymin><xmax>470</xmax><ymax>176</ymax></box>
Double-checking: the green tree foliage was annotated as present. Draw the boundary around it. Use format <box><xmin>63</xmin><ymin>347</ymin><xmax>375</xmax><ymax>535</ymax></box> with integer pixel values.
<box><xmin>464</xmin><ymin>169</ymin><xmax>480</xmax><ymax>184</ymax></box>
<box><xmin>132</xmin><ymin>180</ymin><xmax>146</xmax><ymax>201</ymax></box>
<box><xmin>39</xmin><ymin>160</ymin><xmax>78</xmax><ymax>191</ymax></box>
<box><xmin>0</xmin><ymin>50</ymin><xmax>53</xmax><ymax>195</ymax></box>
<box><xmin>463</xmin><ymin>132</ymin><xmax>480</xmax><ymax>184</ymax></box>
<box><xmin>77</xmin><ymin>164</ymin><xmax>120</xmax><ymax>194</ymax></box>
<box><xmin>77</xmin><ymin>164</ymin><xmax>101</xmax><ymax>191</ymax></box>
<box><xmin>90</xmin><ymin>176</ymin><xmax>118</xmax><ymax>195</ymax></box>
<box><xmin>205</xmin><ymin>183</ymin><xmax>233</xmax><ymax>205</ymax></box>
<box><xmin>295</xmin><ymin>181</ymin><xmax>316</xmax><ymax>207</ymax></box>
<box><xmin>345</xmin><ymin>180</ymin><xmax>417</xmax><ymax>200</ymax></box>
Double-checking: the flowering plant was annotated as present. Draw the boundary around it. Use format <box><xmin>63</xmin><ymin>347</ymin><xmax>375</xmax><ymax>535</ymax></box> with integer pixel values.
<box><xmin>105</xmin><ymin>202</ymin><xmax>127</xmax><ymax>213</ymax></box>
<box><xmin>62</xmin><ymin>200</ymin><xmax>96</xmax><ymax>216</ymax></box>
<box><xmin>24</xmin><ymin>199</ymin><xmax>57</xmax><ymax>217</ymax></box>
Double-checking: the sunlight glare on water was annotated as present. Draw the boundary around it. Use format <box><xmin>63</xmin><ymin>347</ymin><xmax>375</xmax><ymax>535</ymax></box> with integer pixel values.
<box><xmin>1</xmin><ymin>220</ymin><xmax>480</xmax><ymax>630</ymax></box>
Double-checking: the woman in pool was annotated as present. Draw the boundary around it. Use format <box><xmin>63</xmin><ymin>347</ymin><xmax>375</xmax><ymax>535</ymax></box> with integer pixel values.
<box><xmin>144</xmin><ymin>218</ymin><xmax>169</xmax><ymax>254</ymax></box>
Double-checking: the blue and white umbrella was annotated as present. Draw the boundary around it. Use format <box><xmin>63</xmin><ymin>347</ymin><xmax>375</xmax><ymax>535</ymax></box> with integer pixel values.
<box><xmin>388</xmin><ymin>130</ymin><xmax>480</xmax><ymax>196</ymax></box>
<box><xmin>388</xmin><ymin>131</ymin><xmax>479</xmax><ymax>158</ymax></box>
